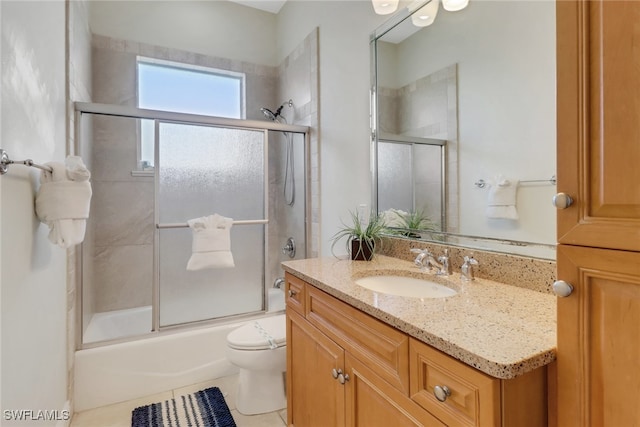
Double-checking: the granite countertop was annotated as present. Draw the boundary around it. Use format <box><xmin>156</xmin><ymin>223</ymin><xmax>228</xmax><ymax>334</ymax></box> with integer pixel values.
<box><xmin>282</xmin><ymin>255</ymin><xmax>557</xmax><ymax>380</ymax></box>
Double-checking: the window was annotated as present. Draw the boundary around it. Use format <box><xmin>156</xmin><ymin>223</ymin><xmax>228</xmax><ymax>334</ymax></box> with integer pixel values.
<box><xmin>136</xmin><ymin>57</ymin><xmax>246</xmax><ymax>169</ymax></box>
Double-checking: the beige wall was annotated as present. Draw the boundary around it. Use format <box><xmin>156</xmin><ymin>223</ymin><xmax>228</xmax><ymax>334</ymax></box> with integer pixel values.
<box><xmin>90</xmin><ymin>0</ymin><xmax>278</xmax><ymax>67</ymax></box>
<box><xmin>68</xmin><ymin>0</ymin><xmax>93</xmax><ymax>414</ymax></box>
<box><xmin>1</xmin><ymin>0</ymin><xmax>69</xmax><ymax>422</ymax></box>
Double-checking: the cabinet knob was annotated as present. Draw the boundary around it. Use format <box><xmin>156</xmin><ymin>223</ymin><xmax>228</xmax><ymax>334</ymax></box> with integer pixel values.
<box><xmin>552</xmin><ymin>192</ymin><xmax>574</xmax><ymax>209</ymax></box>
<box><xmin>331</xmin><ymin>368</ymin><xmax>341</xmax><ymax>379</ymax></box>
<box><xmin>338</xmin><ymin>373</ymin><xmax>350</xmax><ymax>384</ymax></box>
<box><xmin>553</xmin><ymin>280</ymin><xmax>574</xmax><ymax>297</ymax></box>
<box><xmin>288</xmin><ymin>289</ymin><xmax>297</xmax><ymax>298</ymax></box>
<box><xmin>434</xmin><ymin>385</ymin><xmax>451</xmax><ymax>402</ymax></box>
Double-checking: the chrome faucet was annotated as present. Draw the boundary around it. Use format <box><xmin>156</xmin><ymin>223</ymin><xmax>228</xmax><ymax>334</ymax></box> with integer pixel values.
<box><xmin>461</xmin><ymin>255</ymin><xmax>479</xmax><ymax>281</ymax></box>
<box><xmin>411</xmin><ymin>248</ymin><xmax>452</xmax><ymax>276</ymax></box>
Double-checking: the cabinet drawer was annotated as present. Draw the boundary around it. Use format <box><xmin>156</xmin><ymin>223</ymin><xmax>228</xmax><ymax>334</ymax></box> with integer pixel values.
<box><xmin>285</xmin><ymin>273</ymin><xmax>306</xmax><ymax>315</ymax></box>
<box><xmin>410</xmin><ymin>338</ymin><xmax>500</xmax><ymax>427</ymax></box>
<box><xmin>306</xmin><ymin>285</ymin><xmax>409</xmax><ymax>394</ymax></box>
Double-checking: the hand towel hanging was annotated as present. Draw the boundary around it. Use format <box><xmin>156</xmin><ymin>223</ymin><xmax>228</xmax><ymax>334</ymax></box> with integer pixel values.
<box><xmin>485</xmin><ymin>175</ymin><xmax>519</xmax><ymax>220</ymax></box>
<box><xmin>186</xmin><ymin>214</ymin><xmax>235</xmax><ymax>270</ymax></box>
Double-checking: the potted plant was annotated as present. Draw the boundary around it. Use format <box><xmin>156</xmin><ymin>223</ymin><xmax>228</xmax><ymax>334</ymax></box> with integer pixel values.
<box><xmin>381</xmin><ymin>208</ymin><xmax>439</xmax><ymax>238</ymax></box>
<box><xmin>331</xmin><ymin>210</ymin><xmax>388</xmax><ymax>261</ymax></box>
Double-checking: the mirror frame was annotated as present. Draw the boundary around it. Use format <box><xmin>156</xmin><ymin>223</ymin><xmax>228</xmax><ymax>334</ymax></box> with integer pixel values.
<box><xmin>369</xmin><ymin>0</ymin><xmax>556</xmax><ymax>260</ymax></box>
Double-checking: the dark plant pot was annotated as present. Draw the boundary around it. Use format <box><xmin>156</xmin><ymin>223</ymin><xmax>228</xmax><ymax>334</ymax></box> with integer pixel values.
<box><xmin>351</xmin><ymin>239</ymin><xmax>374</xmax><ymax>261</ymax></box>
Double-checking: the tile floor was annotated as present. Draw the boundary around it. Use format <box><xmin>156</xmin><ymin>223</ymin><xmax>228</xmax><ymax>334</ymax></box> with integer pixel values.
<box><xmin>70</xmin><ymin>374</ymin><xmax>286</xmax><ymax>427</ymax></box>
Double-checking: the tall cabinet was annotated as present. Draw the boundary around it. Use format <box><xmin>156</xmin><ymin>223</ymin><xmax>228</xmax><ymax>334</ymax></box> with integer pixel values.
<box><xmin>556</xmin><ymin>1</ymin><xmax>640</xmax><ymax>426</ymax></box>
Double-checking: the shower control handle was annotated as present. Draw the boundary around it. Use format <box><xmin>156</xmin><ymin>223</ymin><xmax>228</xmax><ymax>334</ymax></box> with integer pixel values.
<box><xmin>282</xmin><ymin>237</ymin><xmax>296</xmax><ymax>258</ymax></box>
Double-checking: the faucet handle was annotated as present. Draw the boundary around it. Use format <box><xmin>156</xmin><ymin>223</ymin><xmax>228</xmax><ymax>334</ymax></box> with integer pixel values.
<box><xmin>412</xmin><ymin>248</ymin><xmax>433</xmax><ymax>270</ymax></box>
<box><xmin>461</xmin><ymin>255</ymin><xmax>479</xmax><ymax>281</ymax></box>
<box><xmin>463</xmin><ymin>255</ymin><xmax>479</xmax><ymax>265</ymax></box>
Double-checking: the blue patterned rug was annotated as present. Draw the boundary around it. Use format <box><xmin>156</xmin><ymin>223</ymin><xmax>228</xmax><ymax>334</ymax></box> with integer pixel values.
<box><xmin>131</xmin><ymin>387</ymin><xmax>236</xmax><ymax>427</ymax></box>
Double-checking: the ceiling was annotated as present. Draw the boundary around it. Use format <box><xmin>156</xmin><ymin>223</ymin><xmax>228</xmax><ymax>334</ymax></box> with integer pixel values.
<box><xmin>227</xmin><ymin>0</ymin><xmax>288</xmax><ymax>14</ymax></box>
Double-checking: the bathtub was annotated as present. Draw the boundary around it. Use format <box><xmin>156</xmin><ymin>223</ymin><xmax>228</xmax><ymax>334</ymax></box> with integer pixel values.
<box><xmin>75</xmin><ymin>318</ymin><xmax>251</xmax><ymax>411</ymax></box>
<box><xmin>83</xmin><ymin>306</ymin><xmax>153</xmax><ymax>344</ymax></box>
<box><xmin>75</xmin><ymin>288</ymin><xmax>287</xmax><ymax>411</ymax></box>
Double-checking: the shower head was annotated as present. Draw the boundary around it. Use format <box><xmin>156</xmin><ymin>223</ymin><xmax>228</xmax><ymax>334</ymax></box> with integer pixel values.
<box><xmin>261</xmin><ymin>107</ymin><xmax>278</xmax><ymax>121</ymax></box>
<box><xmin>260</xmin><ymin>99</ymin><xmax>293</xmax><ymax>121</ymax></box>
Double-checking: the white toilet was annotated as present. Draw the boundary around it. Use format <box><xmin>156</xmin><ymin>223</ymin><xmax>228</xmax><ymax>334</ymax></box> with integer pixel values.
<box><xmin>226</xmin><ymin>311</ymin><xmax>287</xmax><ymax>415</ymax></box>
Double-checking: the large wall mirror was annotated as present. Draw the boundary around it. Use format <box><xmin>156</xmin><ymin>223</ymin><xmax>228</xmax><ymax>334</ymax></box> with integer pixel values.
<box><xmin>371</xmin><ymin>0</ymin><xmax>557</xmax><ymax>259</ymax></box>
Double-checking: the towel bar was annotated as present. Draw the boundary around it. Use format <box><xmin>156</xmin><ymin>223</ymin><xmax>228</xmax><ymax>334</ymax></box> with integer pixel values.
<box><xmin>0</xmin><ymin>148</ymin><xmax>54</xmax><ymax>175</ymax></box>
<box><xmin>474</xmin><ymin>175</ymin><xmax>556</xmax><ymax>189</ymax></box>
<box><xmin>156</xmin><ymin>219</ymin><xmax>268</xmax><ymax>229</ymax></box>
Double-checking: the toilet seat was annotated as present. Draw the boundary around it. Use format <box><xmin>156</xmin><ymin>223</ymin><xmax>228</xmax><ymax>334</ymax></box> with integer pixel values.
<box><xmin>227</xmin><ymin>314</ymin><xmax>286</xmax><ymax>350</ymax></box>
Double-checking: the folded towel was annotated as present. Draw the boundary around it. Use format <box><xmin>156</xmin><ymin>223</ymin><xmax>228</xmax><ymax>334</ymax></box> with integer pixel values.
<box><xmin>35</xmin><ymin>156</ymin><xmax>92</xmax><ymax>248</ymax></box>
<box><xmin>486</xmin><ymin>175</ymin><xmax>519</xmax><ymax>220</ymax></box>
<box><xmin>186</xmin><ymin>214</ymin><xmax>235</xmax><ymax>270</ymax></box>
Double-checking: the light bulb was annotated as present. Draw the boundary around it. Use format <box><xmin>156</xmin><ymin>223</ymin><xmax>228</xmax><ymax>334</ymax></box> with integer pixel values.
<box><xmin>411</xmin><ymin>0</ymin><xmax>439</xmax><ymax>27</ymax></box>
<box><xmin>372</xmin><ymin>0</ymin><xmax>399</xmax><ymax>15</ymax></box>
<box><xmin>442</xmin><ymin>0</ymin><xmax>469</xmax><ymax>12</ymax></box>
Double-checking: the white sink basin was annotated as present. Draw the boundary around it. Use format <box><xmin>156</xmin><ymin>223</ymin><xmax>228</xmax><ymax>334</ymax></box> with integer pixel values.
<box><xmin>354</xmin><ymin>275</ymin><xmax>457</xmax><ymax>298</ymax></box>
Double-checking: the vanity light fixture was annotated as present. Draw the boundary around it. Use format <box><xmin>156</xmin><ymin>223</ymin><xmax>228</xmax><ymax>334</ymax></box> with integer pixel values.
<box><xmin>442</xmin><ymin>0</ymin><xmax>469</xmax><ymax>12</ymax></box>
<box><xmin>406</xmin><ymin>0</ymin><xmax>469</xmax><ymax>28</ymax></box>
<box><xmin>372</xmin><ymin>0</ymin><xmax>399</xmax><ymax>15</ymax></box>
<box><xmin>411</xmin><ymin>0</ymin><xmax>440</xmax><ymax>27</ymax></box>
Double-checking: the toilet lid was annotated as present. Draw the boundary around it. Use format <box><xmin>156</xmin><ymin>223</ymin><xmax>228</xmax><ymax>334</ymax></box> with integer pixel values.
<box><xmin>227</xmin><ymin>314</ymin><xmax>286</xmax><ymax>350</ymax></box>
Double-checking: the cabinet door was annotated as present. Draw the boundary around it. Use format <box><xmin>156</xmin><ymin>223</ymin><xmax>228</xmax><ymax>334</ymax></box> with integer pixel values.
<box><xmin>345</xmin><ymin>353</ymin><xmax>446</xmax><ymax>427</ymax></box>
<box><xmin>556</xmin><ymin>0</ymin><xmax>640</xmax><ymax>251</ymax></box>
<box><xmin>556</xmin><ymin>245</ymin><xmax>640</xmax><ymax>426</ymax></box>
<box><xmin>287</xmin><ymin>309</ymin><xmax>345</xmax><ymax>427</ymax></box>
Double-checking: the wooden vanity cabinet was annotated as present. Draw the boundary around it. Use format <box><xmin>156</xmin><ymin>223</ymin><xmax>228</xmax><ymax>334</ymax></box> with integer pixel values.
<box><xmin>285</xmin><ymin>273</ymin><xmax>548</xmax><ymax>427</ymax></box>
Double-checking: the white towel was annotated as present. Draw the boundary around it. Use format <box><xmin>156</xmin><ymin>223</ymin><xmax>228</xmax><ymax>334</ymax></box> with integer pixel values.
<box><xmin>186</xmin><ymin>214</ymin><xmax>235</xmax><ymax>270</ymax></box>
<box><xmin>486</xmin><ymin>175</ymin><xmax>519</xmax><ymax>220</ymax></box>
<box><xmin>35</xmin><ymin>156</ymin><xmax>92</xmax><ymax>248</ymax></box>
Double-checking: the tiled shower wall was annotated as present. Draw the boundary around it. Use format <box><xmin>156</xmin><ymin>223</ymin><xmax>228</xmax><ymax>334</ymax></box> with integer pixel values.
<box><xmin>267</xmin><ymin>28</ymin><xmax>320</xmax><ymax>287</ymax></box>
<box><xmin>378</xmin><ymin>64</ymin><xmax>459</xmax><ymax>233</ymax></box>
<box><xmin>87</xmin><ymin>31</ymin><xmax>319</xmax><ymax>315</ymax></box>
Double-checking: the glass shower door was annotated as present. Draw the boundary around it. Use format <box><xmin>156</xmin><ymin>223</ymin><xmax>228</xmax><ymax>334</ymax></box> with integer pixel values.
<box><xmin>156</xmin><ymin>122</ymin><xmax>267</xmax><ymax>327</ymax></box>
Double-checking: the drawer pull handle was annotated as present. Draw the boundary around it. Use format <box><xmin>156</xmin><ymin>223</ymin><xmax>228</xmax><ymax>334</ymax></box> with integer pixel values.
<box><xmin>331</xmin><ymin>368</ymin><xmax>342</xmax><ymax>379</ymax></box>
<box><xmin>288</xmin><ymin>289</ymin><xmax>297</xmax><ymax>298</ymax></box>
<box><xmin>434</xmin><ymin>385</ymin><xmax>451</xmax><ymax>402</ymax></box>
<box><xmin>338</xmin><ymin>373</ymin><xmax>350</xmax><ymax>384</ymax></box>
